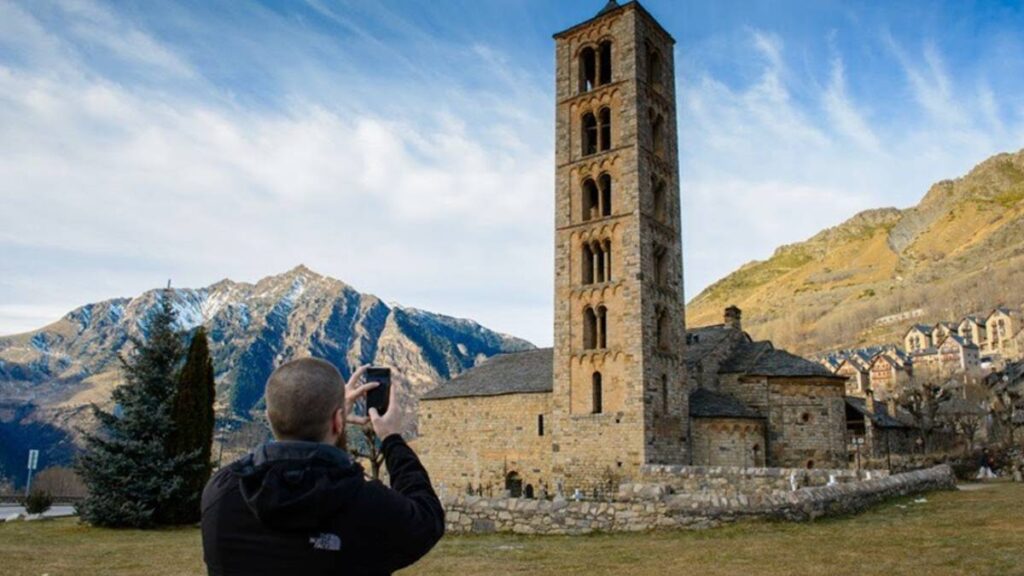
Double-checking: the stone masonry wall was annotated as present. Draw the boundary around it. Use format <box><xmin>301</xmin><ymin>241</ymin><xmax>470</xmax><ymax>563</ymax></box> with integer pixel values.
<box><xmin>441</xmin><ymin>465</ymin><xmax>955</xmax><ymax>535</ymax></box>
<box><xmin>418</xmin><ymin>393</ymin><xmax>552</xmax><ymax>496</ymax></box>
<box><xmin>637</xmin><ymin>463</ymin><xmax>887</xmax><ymax>496</ymax></box>
<box><xmin>690</xmin><ymin>418</ymin><xmax>766</xmax><ymax>467</ymax></box>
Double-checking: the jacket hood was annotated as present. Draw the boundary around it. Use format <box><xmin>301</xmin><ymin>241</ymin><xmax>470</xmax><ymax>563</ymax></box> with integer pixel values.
<box><xmin>236</xmin><ymin>441</ymin><xmax>364</xmax><ymax>532</ymax></box>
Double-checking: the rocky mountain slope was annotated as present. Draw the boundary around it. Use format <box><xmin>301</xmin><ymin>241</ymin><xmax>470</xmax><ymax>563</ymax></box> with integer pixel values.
<box><xmin>687</xmin><ymin>149</ymin><xmax>1024</xmax><ymax>355</ymax></box>
<box><xmin>0</xmin><ymin>266</ymin><xmax>532</xmax><ymax>480</ymax></box>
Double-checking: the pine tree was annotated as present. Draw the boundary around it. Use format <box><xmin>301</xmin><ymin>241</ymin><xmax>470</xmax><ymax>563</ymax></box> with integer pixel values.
<box><xmin>167</xmin><ymin>326</ymin><xmax>216</xmax><ymax>524</ymax></box>
<box><xmin>76</xmin><ymin>289</ymin><xmax>198</xmax><ymax>528</ymax></box>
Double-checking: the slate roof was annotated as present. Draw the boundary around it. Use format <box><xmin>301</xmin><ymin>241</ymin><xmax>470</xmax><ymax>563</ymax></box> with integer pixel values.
<box><xmin>754</xmin><ymin>349</ymin><xmax>843</xmax><ymax>378</ymax></box>
<box><xmin>719</xmin><ymin>340</ymin><xmax>840</xmax><ymax>378</ymax></box>
<box><xmin>905</xmin><ymin>324</ymin><xmax>934</xmax><ymax>337</ymax></box>
<box><xmin>421</xmin><ymin>348</ymin><xmax>553</xmax><ymax>400</ymax></box>
<box><xmin>425</xmin><ymin>321</ymin><xmax>840</xmax><ymax>401</ymax></box>
<box><xmin>684</xmin><ymin>325</ymin><xmax>742</xmax><ymax>369</ymax></box>
<box><xmin>940</xmin><ymin>333</ymin><xmax>978</xmax><ymax>349</ymax></box>
<box><xmin>845</xmin><ymin>397</ymin><xmax>912</xmax><ymax>429</ymax></box>
<box><xmin>718</xmin><ymin>340</ymin><xmax>773</xmax><ymax>373</ymax></box>
<box><xmin>689</xmin><ymin>388</ymin><xmax>763</xmax><ymax>419</ymax></box>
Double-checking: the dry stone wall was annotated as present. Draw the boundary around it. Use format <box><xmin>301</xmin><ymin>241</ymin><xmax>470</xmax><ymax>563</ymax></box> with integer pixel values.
<box><xmin>637</xmin><ymin>463</ymin><xmax>888</xmax><ymax>496</ymax></box>
<box><xmin>441</xmin><ymin>465</ymin><xmax>955</xmax><ymax>535</ymax></box>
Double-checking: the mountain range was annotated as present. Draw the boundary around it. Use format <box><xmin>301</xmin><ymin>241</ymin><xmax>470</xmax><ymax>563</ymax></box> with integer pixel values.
<box><xmin>0</xmin><ymin>265</ymin><xmax>532</xmax><ymax>483</ymax></box>
<box><xmin>687</xmin><ymin>148</ymin><xmax>1024</xmax><ymax>356</ymax></box>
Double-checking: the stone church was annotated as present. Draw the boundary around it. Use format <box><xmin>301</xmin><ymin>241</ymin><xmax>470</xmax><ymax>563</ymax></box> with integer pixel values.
<box><xmin>417</xmin><ymin>1</ymin><xmax>847</xmax><ymax>496</ymax></box>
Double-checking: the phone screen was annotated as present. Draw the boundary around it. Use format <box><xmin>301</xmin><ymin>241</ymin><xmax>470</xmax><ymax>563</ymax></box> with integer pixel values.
<box><xmin>365</xmin><ymin>367</ymin><xmax>391</xmax><ymax>415</ymax></box>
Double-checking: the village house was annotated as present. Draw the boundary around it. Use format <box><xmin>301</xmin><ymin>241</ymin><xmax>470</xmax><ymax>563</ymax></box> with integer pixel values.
<box><xmin>958</xmin><ymin>315</ymin><xmax>987</xmax><ymax>347</ymax></box>
<box><xmin>984</xmin><ymin>307</ymin><xmax>1022</xmax><ymax>361</ymax></box>
<box><xmin>904</xmin><ymin>324</ymin><xmax>934</xmax><ymax>353</ymax></box>
<box><xmin>866</xmin><ymin>353</ymin><xmax>911</xmax><ymax>399</ymax></box>
<box><xmin>932</xmin><ymin>322</ymin><xmax>957</xmax><ymax>344</ymax></box>
<box><xmin>835</xmin><ymin>355</ymin><xmax>870</xmax><ymax>396</ymax></box>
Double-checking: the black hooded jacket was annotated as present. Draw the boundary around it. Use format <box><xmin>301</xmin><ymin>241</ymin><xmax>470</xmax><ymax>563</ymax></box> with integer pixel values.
<box><xmin>201</xmin><ymin>435</ymin><xmax>444</xmax><ymax>575</ymax></box>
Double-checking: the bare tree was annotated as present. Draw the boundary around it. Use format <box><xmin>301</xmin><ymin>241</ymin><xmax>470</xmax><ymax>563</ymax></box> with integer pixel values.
<box><xmin>989</xmin><ymin>381</ymin><xmax>1023</xmax><ymax>448</ymax></box>
<box><xmin>897</xmin><ymin>375</ymin><xmax>952</xmax><ymax>453</ymax></box>
<box><xmin>943</xmin><ymin>409</ymin><xmax>985</xmax><ymax>454</ymax></box>
<box><xmin>348</xmin><ymin>426</ymin><xmax>385</xmax><ymax>480</ymax></box>
<box><xmin>33</xmin><ymin>467</ymin><xmax>88</xmax><ymax>499</ymax></box>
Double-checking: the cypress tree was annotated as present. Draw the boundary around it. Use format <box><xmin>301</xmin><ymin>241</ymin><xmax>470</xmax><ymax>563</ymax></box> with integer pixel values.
<box><xmin>76</xmin><ymin>289</ymin><xmax>198</xmax><ymax>528</ymax></box>
<box><xmin>167</xmin><ymin>326</ymin><xmax>216</xmax><ymax>524</ymax></box>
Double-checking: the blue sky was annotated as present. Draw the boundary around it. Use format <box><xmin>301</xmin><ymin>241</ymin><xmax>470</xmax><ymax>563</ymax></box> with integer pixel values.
<box><xmin>1</xmin><ymin>0</ymin><xmax>1023</xmax><ymax>347</ymax></box>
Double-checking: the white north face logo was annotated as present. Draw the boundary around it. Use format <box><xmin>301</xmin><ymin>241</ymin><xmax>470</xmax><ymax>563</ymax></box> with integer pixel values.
<box><xmin>309</xmin><ymin>532</ymin><xmax>342</xmax><ymax>551</ymax></box>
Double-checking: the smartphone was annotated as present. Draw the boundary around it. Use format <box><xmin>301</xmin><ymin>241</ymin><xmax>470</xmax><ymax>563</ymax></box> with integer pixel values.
<box><xmin>365</xmin><ymin>367</ymin><xmax>391</xmax><ymax>415</ymax></box>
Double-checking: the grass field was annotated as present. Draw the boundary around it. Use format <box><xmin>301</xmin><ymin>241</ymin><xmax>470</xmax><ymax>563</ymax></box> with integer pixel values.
<box><xmin>1</xmin><ymin>482</ymin><xmax>1022</xmax><ymax>576</ymax></box>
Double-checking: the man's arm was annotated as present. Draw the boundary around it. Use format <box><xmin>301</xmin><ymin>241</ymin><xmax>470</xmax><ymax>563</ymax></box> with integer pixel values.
<box><xmin>351</xmin><ymin>435</ymin><xmax>444</xmax><ymax>573</ymax></box>
<box><xmin>361</xmin><ymin>372</ymin><xmax>445</xmax><ymax>571</ymax></box>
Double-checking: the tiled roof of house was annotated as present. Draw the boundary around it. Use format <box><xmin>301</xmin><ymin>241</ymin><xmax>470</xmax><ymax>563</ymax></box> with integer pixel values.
<box><xmin>689</xmin><ymin>387</ymin><xmax>763</xmax><ymax>419</ymax></box>
<box><xmin>421</xmin><ymin>348</ymin><xmax>553</xmax><ymax>400</ymax></box>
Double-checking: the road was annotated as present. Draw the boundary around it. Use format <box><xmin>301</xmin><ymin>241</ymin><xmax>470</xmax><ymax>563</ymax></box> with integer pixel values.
<box><xmin>0</xmin><ymin>504</ymin><xmax>77</xmax><ymax>518</ymax></box>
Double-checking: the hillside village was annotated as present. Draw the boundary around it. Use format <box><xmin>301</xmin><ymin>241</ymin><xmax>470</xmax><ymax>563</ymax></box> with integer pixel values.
<box><xmin>822</xmin><ymin>305</ymin><xmax>1024</xmax><ymax>400</ymax></box>
<box><xmin>686</xmin><ymin>149</ymin><xmax>1024</xmax><ymax>359</ymax></box>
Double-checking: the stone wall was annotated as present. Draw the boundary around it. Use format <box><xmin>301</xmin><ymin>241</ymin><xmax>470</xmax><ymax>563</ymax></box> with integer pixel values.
<box><xmin>719</xmin><ymin>376</ymin><xmax>848</xmax><ymax>469</ymax></box>
<box><xmin>690</xmin><ymin>418</ymin><xmax>766</xmax><ymax>467</ymax></box>
<box><xmin>419</xmin><ymin>392</ymin><xmax>552</xmax><ymax>496</ymax></box>
<box><xmin>767</xmin><ymin>379</ymin><xmax>848</xmax><ymax>469</ymax></box>
<box><xmin>441</xmin><ymin>465</ymin><xmax>956</xmax><ymax>535</ymax></box>
<box><xmin>637</xmin><ymin>463</ymin><xmax>886</xmax><ymax>496</ymax></box>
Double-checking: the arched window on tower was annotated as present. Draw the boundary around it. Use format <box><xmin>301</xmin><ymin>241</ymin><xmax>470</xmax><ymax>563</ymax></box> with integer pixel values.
<box><xmin>647</xmin><ymin>44</ymin><xmax>663</xmax><ymax>89</ymax></box>
<box><xmin>599</xmin><ymin>173</ymin><xmax>612</xmax><ymax>217</ymax></box>
<box><xmin>582</xmin><ymin>113</ymin><xmax>598</xmax><ymax>156</ymax></box>
<box><xmin>583</xmin><ymin>241</ymin><xmax>611</xmax><ymax>284</ymax></box>
<box><xmin>592</xmin><ymin>372</ymin><xmax>603</xmax><ymax>414</ymax></box>
<box><xmin>599</xmin><ymin>41</ymin><xmax>612</xmax><ymax>85</ymax></box>
<box><xmin>656</xmin><ymin>307</ymin><xmax>669</xmax><ymax>350</ymax></box>
<box><xmin>580</xmin><ymin>47</ymin><xmax>597</xmax><ymax>93</ymax></box>
<box><xmin>651</xmin><ymin>112</ymin><xmax>665</xmax><ymax>158</ymax></box>
<box><xmin>653</xmin><ymin>178</ymin><xmax>667</xmax><ymax>223</ymax></box>
<box><xmin>582</xmin><ymin>178</ymin><xmax>599</xmax><ymax>221</ymax></box>
<box><xmin>599</xmin><ymin>107</ymin><xmax>612</xmax><ymax>151</ymax></box>
<box><xmin>584</xmin><ymin>307</ymin><xmax>598</xmax><ymax>349</ymax></box>
<box><xmin>582</xmin><ymin>244</ymin><xmax>595</xmax><ymax>285</ymax></box>
<box><xmin>661</xmin><ymin>374</ymin><xmax>669</xmax><ymax>415</ymax></box>
<box><xmin>603</xmin><ymin>239</ymin><xmax>612</xmax><ymax>282</ymax></box>
<box><xmin>653</xmin><ymin>244</ymin><xmax>668</xmax><ymax>288</ymax></box>
<box><xmin>597</xmin><ymin>305</ymin><xmax>608</xmax><ymax>349</ymax></box>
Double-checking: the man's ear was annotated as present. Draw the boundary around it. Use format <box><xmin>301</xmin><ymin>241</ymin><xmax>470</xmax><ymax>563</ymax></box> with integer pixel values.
<box><xmin>332</xmin><ymin>407</ymin><xmax>345</xmax><ymax>435</ymax></box>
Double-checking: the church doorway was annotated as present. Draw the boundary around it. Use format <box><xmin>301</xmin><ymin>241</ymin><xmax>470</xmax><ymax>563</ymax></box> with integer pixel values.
<box><xmin>505</xmin><ymin>472</ymin><xmax>523</xmax><ymax>498</ymax></box>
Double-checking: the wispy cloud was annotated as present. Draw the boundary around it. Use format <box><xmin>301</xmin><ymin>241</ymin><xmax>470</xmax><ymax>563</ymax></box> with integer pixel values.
<box><xmin>680</xmin><ymin>26</ymin><xmax>1024</xmax><ymax>298</ymax></box>
<box><xmin>0</xmin><ymin>0</ymin><xmax>554</xmax><ymax>343</ymax></box>
<box><xmin>2</xmin><ymin>1</ymin><xmax>1024</xmax><ymax>346</ymax></box>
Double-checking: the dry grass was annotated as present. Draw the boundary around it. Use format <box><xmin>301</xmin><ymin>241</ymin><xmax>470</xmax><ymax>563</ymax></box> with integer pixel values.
<box><xmin>1</xmin><ymin>482</ymin><xmax>1023</xmax><ymax>576</ymax></box>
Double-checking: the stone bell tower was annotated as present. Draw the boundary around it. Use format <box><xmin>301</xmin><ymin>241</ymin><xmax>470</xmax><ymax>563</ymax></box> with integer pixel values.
<box><xmin>550</xmin><ymin>1</ymin><xmax>687</xmax><ymax>488</ymax></box>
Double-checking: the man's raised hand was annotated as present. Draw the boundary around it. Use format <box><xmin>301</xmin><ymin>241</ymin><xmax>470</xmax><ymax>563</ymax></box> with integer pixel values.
<box><xmin>344</xmin><ymin>365</ymin><xmax>377</xmax><ymax>425</ymax></box>
<box><xmin>368</xmin><ymin>369</ymin><xmax>405</xmax><ymax>440</ymax></box>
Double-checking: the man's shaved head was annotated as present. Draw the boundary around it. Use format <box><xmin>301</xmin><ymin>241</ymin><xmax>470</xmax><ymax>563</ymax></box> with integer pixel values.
<box><xmin>265</xmin><ymin>358</ymin><xmax>345</xmax><ymax>442</ymax></box>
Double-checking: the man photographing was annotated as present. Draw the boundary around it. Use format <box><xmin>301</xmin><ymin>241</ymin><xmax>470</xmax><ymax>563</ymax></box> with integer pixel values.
<box><xmin>201</xmin><ymin>359</ymin><xmax>445</xmax><ymax>575</ymax></box>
